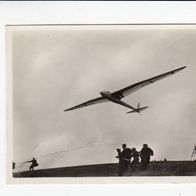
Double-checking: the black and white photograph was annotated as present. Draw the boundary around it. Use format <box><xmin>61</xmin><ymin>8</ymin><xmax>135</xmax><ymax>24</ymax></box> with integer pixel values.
<box><xmin>7</xmin><ymin>25</ymin><xmax>196</xmax><ymax>182</ymax></box>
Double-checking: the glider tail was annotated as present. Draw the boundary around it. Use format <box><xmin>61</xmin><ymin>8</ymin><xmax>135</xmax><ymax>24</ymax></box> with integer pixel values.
<box><xmin>127</xmin><ymin>102</ymin><xmax>148</xmax><ymax>114</ymax></box>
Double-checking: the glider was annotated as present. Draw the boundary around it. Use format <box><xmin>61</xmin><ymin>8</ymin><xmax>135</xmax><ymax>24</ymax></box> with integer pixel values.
<box><xmin>64</xmin><ymin>66</ymin><xmax>186</xmax><ymax>113</ymax></box>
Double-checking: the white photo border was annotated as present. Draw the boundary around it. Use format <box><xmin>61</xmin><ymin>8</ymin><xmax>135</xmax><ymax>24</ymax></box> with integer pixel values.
<box><xmin>1</xmin><ymin>1</ymin><xmax>196</xmax><ymax>195</ymax></box>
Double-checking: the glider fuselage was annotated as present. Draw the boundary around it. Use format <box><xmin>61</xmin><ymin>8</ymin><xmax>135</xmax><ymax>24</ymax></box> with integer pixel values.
<box><xmin>100</xmin><ymin>91</ymin><xmax>120</xmax><ymax>103</ymax></box>
<box><xmin>100</xmin><ymin>91</ymin><xmax>137</xmax><ymax>111</ymax></box>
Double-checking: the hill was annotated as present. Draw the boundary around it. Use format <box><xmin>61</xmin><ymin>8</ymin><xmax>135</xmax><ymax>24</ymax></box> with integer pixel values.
<box><xmin>13</xmin><ymin>161</ymin><xmax>196</xmax><ymax>178</ymax></box>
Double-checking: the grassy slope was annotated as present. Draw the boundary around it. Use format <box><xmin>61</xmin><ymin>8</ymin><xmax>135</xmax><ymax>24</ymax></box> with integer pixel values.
<box><xmin>13</xmin><ymin>161</ymin><xmax>196</xmax><ymax>178</ymax></box>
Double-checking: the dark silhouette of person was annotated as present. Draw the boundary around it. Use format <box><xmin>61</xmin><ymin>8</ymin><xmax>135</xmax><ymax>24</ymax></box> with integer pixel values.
<box><xmin>12</xmin><ymin>161</ymin><xmax>16</xmax><ymax>170</ymax></box>
<box><xmin>116</xmin><ymin>148</ymin><xmax>123</xmax><ymax>176</ymax></box>
<box><xmin>139</xmin><ymin>144</ymin><xmax>153</xmax><ymax>170</ymax></box>
<box><xmin>130</xmin><ymin>148</ymin><xmax>139</xmax><ymax>171</ymax></box>
<box><xmin>116</xmin><ymin>148</ymin><xmax>122</xmax><ymax>161</ymax></box>
<box><xmin>117</xmin><ymin>144</ymin><xmax>132</xmax><ymax>176</ymax></box>
<box><xmin>27</xmin><ymin>157</ymin><xmax>39</xmax><ymax>171</ymax></box>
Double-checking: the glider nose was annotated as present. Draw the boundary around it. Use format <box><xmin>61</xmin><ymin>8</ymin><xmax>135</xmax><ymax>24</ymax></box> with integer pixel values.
<box><xmin>100</xmin><ymin>91</ymin><xmax>107</xmax><ymax>96</ymax></box>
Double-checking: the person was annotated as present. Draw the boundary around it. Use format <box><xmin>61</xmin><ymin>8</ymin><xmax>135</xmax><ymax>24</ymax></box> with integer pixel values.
<box><xmin>117</xmin><ymin>144</ymin><xmax>132</xmax><ymax>176</ymax></box>
<box><xmin>130</xmin><ymin>148</ymin><xmax>139</xmax><ymax>171</ymax></box>
<box><xmin>116</xmin><ymin>148</ymin><xmax>122</xmax><ymax>161</ymax></box>
<box><xmin>116</xmin><ymin>148</ymin><xmax>123</xmax><ymax>176</ymax></box>
<box><xmin>139</xmin><ymin>144</ymin><xmax>153</xmax><ymax>170</ymax></box>
<box><xmin>27</xmin><ymin>157</ymin><xmax>39</xmax><ymax>171</ymax></box>
<box><xmin>12</xmin><ymin>161</ymin><xmax>16</xmax><ymax>170</ymax></box>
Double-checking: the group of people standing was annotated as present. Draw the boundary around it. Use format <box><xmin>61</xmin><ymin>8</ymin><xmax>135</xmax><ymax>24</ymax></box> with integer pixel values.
<box><xmin>13</xmin><ymin>145</ymin><xmax>153</xmax><ymax>175</ymax></box>
<box><xmin>116</xmin><ymin>143</ymin><xmax>153</xmax><ymax>176</ymax></box>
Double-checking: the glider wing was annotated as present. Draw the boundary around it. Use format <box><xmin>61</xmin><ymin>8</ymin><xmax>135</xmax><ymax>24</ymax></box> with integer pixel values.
<box><xmin>64</xmin><ymin>97</ymin><xmax>108</xmax><ymax>111</ymax></box>
<box><xmin>112</xmin><ymin>66</ymin><xmax>186</xmax><ymax>99</ymax></box>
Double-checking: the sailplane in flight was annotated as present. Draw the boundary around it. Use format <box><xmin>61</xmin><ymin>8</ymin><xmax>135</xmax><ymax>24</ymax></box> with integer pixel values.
<box><xmin>64</xmin><ymin>66</ymin><xmax>186</xmax><ymax>113</ymax></box>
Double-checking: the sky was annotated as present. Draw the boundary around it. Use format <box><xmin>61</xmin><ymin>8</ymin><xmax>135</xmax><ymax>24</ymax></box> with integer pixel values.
<box><xmin>10</xmin><ymin>25</ymin><xmax>196</xmax><ymax>171</ymax></box>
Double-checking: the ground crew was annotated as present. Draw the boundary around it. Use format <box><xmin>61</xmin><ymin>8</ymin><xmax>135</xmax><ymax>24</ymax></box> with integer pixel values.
<box><xmin>130</xmin><ymin>148</ymin><xmax>139</xmax><ymax>171</ymax></box>
<box><xmin>116</xmin><ymin>148</ymin><xmax>123</xmax><ymax>176</ymax></box>
<box><xmin>116</xmin><ymin>144</ymin><xmax>132</xmax><ymax>176</ymax></box>
<box><xmin>27</xmin><ymin>157</ymin><xmax>39</xmax><ymax>171</ymax></box>
<box><xmin>139</xmin><ymin>144</ymin><xmax>153</xmax><ymax>169</ymax></box>
<box><xmin>12</xmin><ymin>161</ymin><xmax>16</xmax><ymax>170</ymax></box>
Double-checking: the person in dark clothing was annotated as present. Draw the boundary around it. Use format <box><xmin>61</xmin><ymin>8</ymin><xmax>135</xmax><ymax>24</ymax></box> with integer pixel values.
<box><xmin>130</xmin><ymin>148</ymin><xmax>139</xmax><ymax>171</ymax></box>
<box><xmin>27</xmin><ymin>157</ymin><xmax>39</xmax><ymax>171</ymax></box>
<box><xmin>116</xmin><ymin>144</ymin><xmax>132</xmax><ymax>176</ymax></box>
<box><xmin>139</xmin><ymin>144</ymin><xmax>153</xmax><ymax>170</ymax></box>
<box><xmin>116</xmin><ymin>148</ymin><xmax>122</xmax><ymax>161</ymax></box>
<box><xmin>116</xmin><ymin>148</ymin><xmax>123</xmax><ymax>176</ymax></box>
<box><xmin>12</xmin><ymin>161</ymin><xmax>16</xmax><ymax>170</ymax></box>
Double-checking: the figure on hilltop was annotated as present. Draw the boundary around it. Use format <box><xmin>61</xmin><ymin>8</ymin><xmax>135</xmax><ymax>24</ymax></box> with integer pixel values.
<box><xmin>116</xmin><ymin>144</ymin><xmax>132</xmax><ymax>176</ymax></box>
<box><xmin>130</xmin><ymin>148</ymin><xmax>139</xmax><ymax>171</ymax></box>
<box><xmin>12</xmin><ymin>161</ymin><xmax>16</xmax><ymax>170</ymax></box>
<box><xmin>27</xmin><ymin>157</ymin><xmax>39</xmax><ymax>171</ymax></box>
<box><xmin>139</xmin><ymin>144</ymin><xmax>153</xmax><ymax>170</ymax></box>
